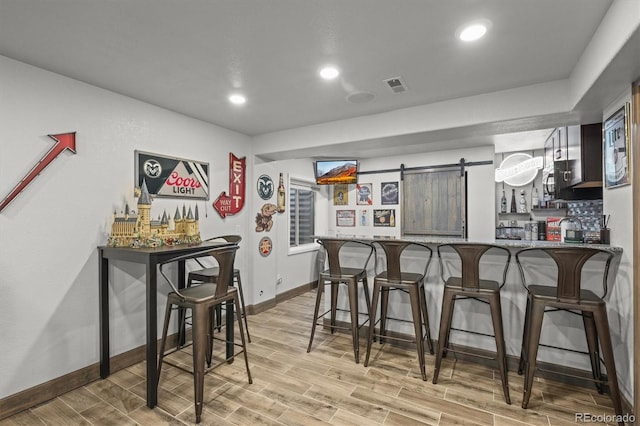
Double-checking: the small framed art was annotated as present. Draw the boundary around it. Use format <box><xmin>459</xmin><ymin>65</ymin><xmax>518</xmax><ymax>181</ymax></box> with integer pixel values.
<box><xmin>356</xmin><ymin>183</ymin><xmax>373</xmax><ymax>205</ymax></box>
<box><xmin>333</xmin><ymin>184</ymin><xmax>349</xmax><ymax>205</ymax></box>
<box><xmin>373</xmin><ymin>209</ymin><xmax>396</xmax><ymax>227</ymax></box>
<box><xmin>336</xmin><ymin>209</ymin><xmax>356</xmax><ymax>227</ymax></box>
<box><xmin>381</xmin><ymin>181</ymin><xmax>399</xmax><ymax>204</ymax></box>
<box><xmin>604</xmin><ymin>103</ymin><xmax>631</xmax><ymax>188</ymax></box>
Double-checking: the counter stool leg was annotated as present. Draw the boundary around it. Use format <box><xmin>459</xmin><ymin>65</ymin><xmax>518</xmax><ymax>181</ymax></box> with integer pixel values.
<box><xmin>593</xmin><ymin>308</ymin><xmax>624</xmax><ymax>422</ymax></box>
<box><xmin>379</xmin><ymin>287</ymin><xmax>389</xmax><ymax>344</ymax></box>
<box><xmin>362</xmin><ymin>277</ymin><xmax>373</xmax><ymax>342</ymax></box>
<box><xmin>307</xmin><ymin>278</ymin><xmax>325</xmax><ymax>353</ymax></box>
<box><xmin>235</xmin><ymin>274</ymin><xmax>251</xmax><ymax>343</ymax></box>
<box><xmin>518</xmin><ymin>295</ymin><xmax>532</xmax><ymax>375</ymax></box>
<box><xmin>582</xmin><ymin>311</ymin><xmax>604</xmax><ymax>394</ymax></box>
<box><xmin>419</xmin><ymin>282</ymin><xmax>434</xmax><ymax>355</ymax></box>
<box><xmin>330</xmin><ymin>281</ymin><xmax>339</xmax><ymax>333</ymax></box>
<box><xmin>433</xmin><ymin>288</ymin><xmax>454</xmax><ymax>384</ymax></box>
<box><xmin>522</xmin><ymin>302</ymin><xmax>545</xmax><ymax>409</ymax></box>
<box><xmin>442</xmin><ymin>292</ymin><xmax>456</xmax><ymax>359</ymax></box>
<box><xmin>191</xmin><ymin>304</ymin><xmax>208</xmax><ymax>424</ymax></box>
<box><xmin>347</xmin><ymin>280</ymin><xmax>360</xmax><ymax>363</ymax></box>
<box><xmin>362</xmin><ymin>277</ymin><xmax>371</xmax><ymax>313</ymax></box>
<box><xmin>233</xmin><ymin>295</ymin><xmax>252</xmax><ymax>384</ymax></box>
<box><xmin>489</xmin><ymin>293</ymin><xmax>511</xmax><ymax>404</ymax></box>
<box><xmin>409</xmin><ymin>286</ymin><xmax>427</xmax><ymax>381</ymax></box>
<box><xmin>364</xmin><ymin>280</ymin><xmax>381</xmax><ymax>368</ymax></box>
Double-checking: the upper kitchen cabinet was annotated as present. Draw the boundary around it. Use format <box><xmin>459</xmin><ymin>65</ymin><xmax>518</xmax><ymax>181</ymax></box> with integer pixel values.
<box><xmin>543</xmin><ymin>127</ymin><xmax>569</xmax><ymax>200</ymax></box>
<box><xmin>565</xmin><ymin>123</ymin><xmax>603</xmax><ymax>188</ymax></box>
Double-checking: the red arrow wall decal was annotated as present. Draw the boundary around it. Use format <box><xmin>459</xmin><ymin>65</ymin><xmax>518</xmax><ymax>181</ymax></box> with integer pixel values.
<box><xmin>213</xmin><ymin>153</ymin><xmax>246</xmax><ymax>218</ymax></box>
<box><xmin>0</xmin><ymin>132</ymin><xmax>77</xmax><ymax>212</ymax></box>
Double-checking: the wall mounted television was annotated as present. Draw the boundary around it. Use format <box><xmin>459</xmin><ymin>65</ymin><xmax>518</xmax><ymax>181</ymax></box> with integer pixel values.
<box><xmin>314</xmin><ymin>159</ymin><xmax>359</xmax><ymax>185</ymax></box>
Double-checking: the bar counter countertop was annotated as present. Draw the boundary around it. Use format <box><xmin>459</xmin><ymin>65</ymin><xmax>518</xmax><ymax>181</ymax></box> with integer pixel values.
<box><xmin>316</xmin><ymin>234</ymin><xmax>623</xmax><ymax>253</ymax></box>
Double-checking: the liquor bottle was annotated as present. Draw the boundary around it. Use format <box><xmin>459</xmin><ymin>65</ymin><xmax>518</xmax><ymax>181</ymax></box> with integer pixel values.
<box><xmin>531</xmin><ymin>186</ymin><xmax>539</xmax><ymax>209</ymax></box>
<box><xmin>510</xmin><ymin>189</ymin><xmax>517</xmax><ymax>213</ymax></box>
<box><xmin>500</xmin><ymin>190</ymin><xmax>507</xmax><ymax>213</ymax></box>
<box><xmin>389</xmin><ymin>210</ymin><xmax>395</xmax><ymax>227</ymax></box>
<box><xmin>277</xmin><ymin>173</ymin><xmax>286</xmax><ymax>213</ymax></box>
<box><xmin>518</xmin><ymin>189</ymin><xmax>528</xmax><ymax>213</ymax></box>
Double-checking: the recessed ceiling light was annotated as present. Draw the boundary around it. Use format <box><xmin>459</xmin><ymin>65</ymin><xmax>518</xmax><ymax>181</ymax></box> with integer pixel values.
<box><xmin>228</xmin><ymin>94</ymin><xmax>246</xmax><ymax>105</ymax></box>
<box><xmin>319</xmin><ymin>66</ymin><xmax>340</xmax><ymax>80</ymax></box>
<box><xmin>457</xmin><ymin>19</ymin><xmax>492</xmax><ymax>42</ymax></box>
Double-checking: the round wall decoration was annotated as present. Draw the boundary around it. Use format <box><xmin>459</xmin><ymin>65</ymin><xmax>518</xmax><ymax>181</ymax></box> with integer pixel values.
<box><xmin>257</xmin><ymin>174</ymin><xmax>274</xmax><ymax>200</ymax></box>
<box><xmin>259</xmin><ymin>236</ymin><xmax>273</xmax><ymax>257</ymax></box>
<box><xmin>494</xmin><ymin>153</ymin><xmax>543</xmax><ymax>186</ymax></box>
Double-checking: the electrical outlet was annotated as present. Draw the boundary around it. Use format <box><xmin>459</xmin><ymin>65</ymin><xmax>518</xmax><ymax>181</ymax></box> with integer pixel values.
<box><xmin>259</xmin><ymin>290</ymin><xmax>264</xmax><ymax>296</ymax></box>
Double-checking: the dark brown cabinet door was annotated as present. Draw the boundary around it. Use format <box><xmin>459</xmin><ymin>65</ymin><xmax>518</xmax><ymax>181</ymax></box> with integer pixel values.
<box><xmin>580</xmin><ymin>123</ymin><xmax>603</xmax><ymax>184</ymax></box>
<box><xmin>566</xmin><ymin>123</ymin><xmax>603</xmax><ymax>187</ymax></box>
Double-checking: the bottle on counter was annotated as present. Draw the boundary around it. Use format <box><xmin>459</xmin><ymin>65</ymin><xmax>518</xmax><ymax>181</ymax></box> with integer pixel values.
<box><xmin>518</xmin><ymin>189</ymin><xmax>527</xmax><ymax>213</ymax></box>
<box><xmin>510</xmin><ymin>189</ymin><xmax>517</xmax><ymax>213</ymax></box>
<box><xmin>500</xmin><ymin>190</ymin><xmax>507</xmax><ymax>213</ymax></box>
<box><xmin>277</xmin><ymin>172</ymin><xmax>286</xmax><ymax>213</ymax></box>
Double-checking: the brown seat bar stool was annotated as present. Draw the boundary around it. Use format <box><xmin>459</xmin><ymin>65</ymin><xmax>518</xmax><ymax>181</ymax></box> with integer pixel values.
<box><xmin>187</xmin><ymin>235</ymin><xmax>250</xmax><ymax>342</ymax></box>
<box><xmin>433</xmin><ymin>243</ymin><xmax>511</xmax><ymax>404</ymax></box>
<box><xmin>157</xmin><ymin>244</ymin><xmax>252</xmax><ymax>424</ymax></box>
<box><xmin>307</xmin><ymin>238</ymin><xmax>375</xmax><ymax>363</ymax></box>
<box><xmin>363</xmin><ymin>240</ymin><xmax>434</xmax><ymax>381</ymax></box>
<box><xmin>515</xmin><ymin>247</ymin><xmax>623</xmax><ymax>423</ymax></box>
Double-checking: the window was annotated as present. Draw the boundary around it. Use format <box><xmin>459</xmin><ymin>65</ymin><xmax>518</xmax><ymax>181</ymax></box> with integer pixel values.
<box><xmin>289</xmin><ymin>182</ymin><xmax>316</xmax><ymax>247</ymax></box>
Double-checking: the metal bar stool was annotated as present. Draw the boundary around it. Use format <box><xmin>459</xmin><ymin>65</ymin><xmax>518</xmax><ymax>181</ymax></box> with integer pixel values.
<box><xmin>157</xmin><ymin>244</ymin><xmax>251</xmax><ymax>424</ymax></box>
<box><xmin>307</xmin><ymin>238</ymin><xmax>375</xmax><ymax>363</ymax></box>
<box><xmin>515</xmin><ymin>247</ymin><xmax>623</xmax><ymax>423</ymax></box>
<box><xmin>187</xmin><ymin>235</ymin><xmax>251</xmax><ymax>342</ymax></box>
<box><xmin>432</xmin><ymin>243</ymin><xmax>511</xmax><ymax>404</ymax></box>
<box><xmin>363</xmin><ymin>240</ymin><xmax>434</xmax><ymax>381</ymax></box>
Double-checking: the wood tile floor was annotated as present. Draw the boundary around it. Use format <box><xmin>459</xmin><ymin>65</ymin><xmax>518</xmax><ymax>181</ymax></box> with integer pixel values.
<box><xmin>1</xmin><ymin>291</ymin><xmax>619</xmax><ymax>425</ymax></box>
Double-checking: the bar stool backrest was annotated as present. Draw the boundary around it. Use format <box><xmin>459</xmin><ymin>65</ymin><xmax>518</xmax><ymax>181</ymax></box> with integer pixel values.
<box><xmin>208</xmin><ymin>245</ymin><xmax>238</xmax><ymax>298</ymax></box>
<box><xmin>316</xmin><ymin>238</ymin><xmax>375</xmax><ymax>276</ymax></box>
<box><xmin>437</xmin><ymin>243</ymin><xmax>511</xmax><ymax>289</ymax></box>
<box><xmin>160</xmin><ymin>244</ymin><xmax>239</xmax><ymax>300</ymax></box>
<box><xmin>205</xmin><ymin>235</ymin><xmax>242</xmax><ymax>244</ymax></box>
<box><xmin>515</xmin><ymin>247</ymin><xmax>614</xmax><ymax>302</ymax></box>
<box><xmin>375</xmin><ymin>240</ymin><xmax>433</xmax><ymax>280</ymax></box>
<box><xmin>192</xmin><ymin>235</ymin><xmax>241</xmax><ymax>271</ymax></box>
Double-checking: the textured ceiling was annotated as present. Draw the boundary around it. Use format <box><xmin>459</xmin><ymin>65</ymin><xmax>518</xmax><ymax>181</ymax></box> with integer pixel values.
<box><xmin>1</xmin><ymin>0</ymin><xmax>638</xmax><ymax>157</ymax></box>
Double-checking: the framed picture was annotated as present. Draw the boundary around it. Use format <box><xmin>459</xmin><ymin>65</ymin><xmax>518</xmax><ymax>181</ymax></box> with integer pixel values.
<box><xmin>374</xmin><ymin>209</ymin><xmax>396</xmax><ymax>227</ymax></box>
<box><xmin>604</xmin><ymin>103</ymin><xmax>631</xmax><ymax>188</ymax></box>
<box><xmin>381</xmin><ymin>181</ymin><xmax>399</xmax><ymax>204</ymax></box>
<box><xmin>135</xmin><ymin>150</ymin><xmax>209</xmax><ymax>200</ymax></box>
<box><xmin>336</xmin><ymin>209</ymin><xmax>356</xmax><ymax>227</ymax></box>
<box><xmin>333</xmin><ymin>184</ymin><xmax>349</xmax><ymax>205</ymax></box>
<box><xmin>359</xmin><ymin>209</ymin><xmax>369</xmax><ymax>226</ymax></box>
<box><xmin>356</xmin><ymin>183</ymin><xmax>373</xmax><ymax>205</ymax></box>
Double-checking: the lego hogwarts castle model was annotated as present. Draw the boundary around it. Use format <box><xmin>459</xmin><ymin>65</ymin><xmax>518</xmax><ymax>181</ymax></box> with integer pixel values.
<box><xmin>108</xmin><ymin>180</ymin><xmax>201</xmax><ymax>248</ymax></box>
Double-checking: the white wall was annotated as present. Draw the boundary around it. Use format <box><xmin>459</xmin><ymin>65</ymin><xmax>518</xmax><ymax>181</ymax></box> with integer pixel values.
<box><xmin>250</xmin><ymin>158</ymin><xmax>327</xmax><ymax>304</ymax></box>
<box><xmin>601</xmin><ymin>88</ymin><xmax>635</xmax><ymax>399</ymax></box>
<box><xmin>0</xmin><ymin>56</ymin><xmax>252</xmax><ymax>398</ymax></box>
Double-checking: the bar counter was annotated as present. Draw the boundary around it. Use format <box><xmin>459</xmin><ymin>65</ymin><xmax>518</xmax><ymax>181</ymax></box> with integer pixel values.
<box><xmin>313</xmin><ymin>235</ymin><xmax>624</xmax><ymax>383</ymax></box>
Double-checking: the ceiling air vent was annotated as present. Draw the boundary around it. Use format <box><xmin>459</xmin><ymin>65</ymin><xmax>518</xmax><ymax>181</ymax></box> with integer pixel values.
<box><xmin>383</xmin><ymin>76</ymin><xmax>408</xmax><ymax>93</ymax></box>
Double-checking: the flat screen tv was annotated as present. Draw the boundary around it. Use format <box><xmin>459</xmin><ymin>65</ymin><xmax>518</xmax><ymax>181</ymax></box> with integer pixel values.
<box><xmin>314</xmin><ymin>159</ymin><xmax>359</xmax><ymax>185</ymax></box>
